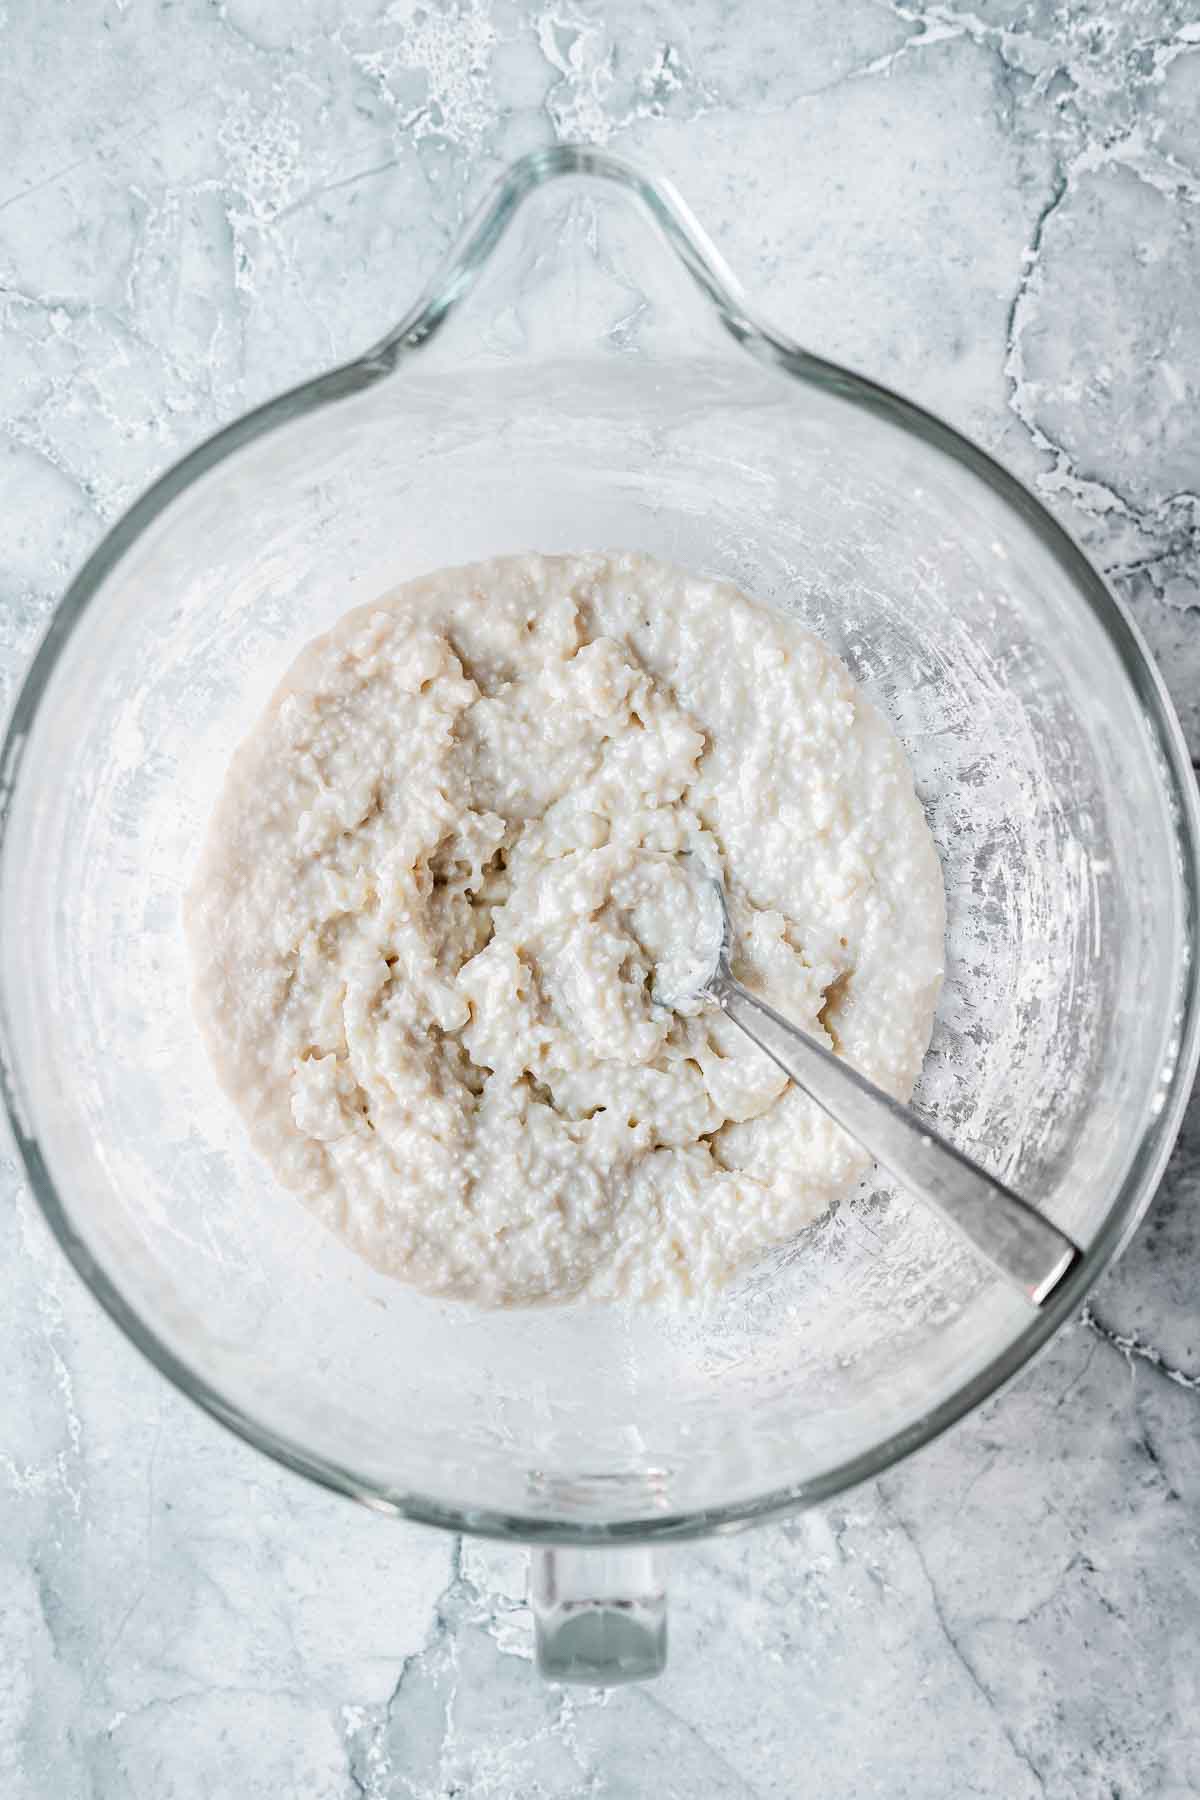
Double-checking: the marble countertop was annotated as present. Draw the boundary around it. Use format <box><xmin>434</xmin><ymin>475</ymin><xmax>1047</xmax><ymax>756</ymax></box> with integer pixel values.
<box><xmin>2</xmin><ymin>1</ymin><xmax>1199</xmax><ymax>1794</ymax></box>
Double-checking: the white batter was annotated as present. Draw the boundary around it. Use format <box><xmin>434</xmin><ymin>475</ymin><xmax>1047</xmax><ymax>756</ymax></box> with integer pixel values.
<box><xmin>187</xmin><ymin>553</ymin><xmax>945</xmax><ymax>1305</ymax></box>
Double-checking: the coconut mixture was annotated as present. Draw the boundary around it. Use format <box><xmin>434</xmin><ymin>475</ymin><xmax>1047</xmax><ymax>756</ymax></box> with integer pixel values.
<box><xmin>187</xmin><ymin>552</ymin><xmax>945</xmax><ymax>1305</ymax></box>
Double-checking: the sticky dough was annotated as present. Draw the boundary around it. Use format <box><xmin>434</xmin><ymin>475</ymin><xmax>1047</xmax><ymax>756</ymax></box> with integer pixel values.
<box><xmin>187</xmin><ymin>552</ymin><xmax>945</xmax><ymax>1305</ymax></box>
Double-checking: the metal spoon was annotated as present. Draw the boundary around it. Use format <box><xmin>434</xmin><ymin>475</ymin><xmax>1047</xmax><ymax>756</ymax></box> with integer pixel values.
<box><xmin>655</xmin><ymin>865</ymin><xmax>1082</xmax><ymax>1306</ymax></box>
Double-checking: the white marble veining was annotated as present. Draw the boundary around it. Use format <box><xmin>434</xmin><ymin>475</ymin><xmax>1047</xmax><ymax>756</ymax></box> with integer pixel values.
<box><xmin>2</xmin><ymin>1</ymin><xmax>1199</xmax><ymax>1794</ymax></box>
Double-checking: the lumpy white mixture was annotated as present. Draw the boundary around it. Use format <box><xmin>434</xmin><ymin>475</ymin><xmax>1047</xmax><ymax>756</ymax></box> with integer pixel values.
<box><xmin>187</xmin><ymin>553</ymin><xmax>945</xmax><ymax>1305</ymax></box>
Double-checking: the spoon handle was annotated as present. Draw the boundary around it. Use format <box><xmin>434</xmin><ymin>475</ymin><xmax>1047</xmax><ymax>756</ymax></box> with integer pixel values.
<box><xmin>715</xmin><ymin>972</ymin><xmax>1081</xmax><ymax>1306</ymax></box>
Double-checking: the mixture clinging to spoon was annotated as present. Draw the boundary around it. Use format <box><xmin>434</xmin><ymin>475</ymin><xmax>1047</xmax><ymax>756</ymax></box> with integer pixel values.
<box><xmin>653</xmin><ymin>858</ymin><xmax>1081</xmax><ymax>1306</ymax></box>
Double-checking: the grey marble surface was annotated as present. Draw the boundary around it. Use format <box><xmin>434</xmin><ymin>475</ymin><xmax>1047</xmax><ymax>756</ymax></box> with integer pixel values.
<box><xmin>2</xmin><ymin>1</ymin><xmax>1199</xmax><ymax>1794</ymax></box>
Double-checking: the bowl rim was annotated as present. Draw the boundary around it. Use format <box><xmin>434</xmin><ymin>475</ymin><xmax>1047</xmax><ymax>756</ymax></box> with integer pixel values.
<box><xmin>2</xmin><ymin>145</ymin><xmax>1198</xmax><ymax>1543</ymax></box>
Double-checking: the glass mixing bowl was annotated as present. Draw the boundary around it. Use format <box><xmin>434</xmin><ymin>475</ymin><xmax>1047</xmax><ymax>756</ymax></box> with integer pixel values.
<box><xmin>2</xmin><ymin>148</ymin><xmax>1197</xmax><ymax>1684</ymax></box>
